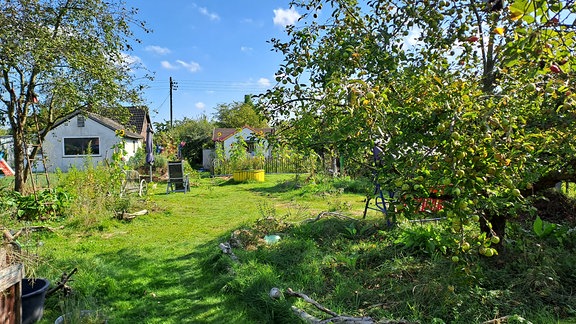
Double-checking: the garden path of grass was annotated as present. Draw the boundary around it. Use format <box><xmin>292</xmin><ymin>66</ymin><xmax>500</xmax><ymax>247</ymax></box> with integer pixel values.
<box><xmin>37</xmin><ymin>174</ymin><xmax>368</xmax><ymax>323</ymax></box>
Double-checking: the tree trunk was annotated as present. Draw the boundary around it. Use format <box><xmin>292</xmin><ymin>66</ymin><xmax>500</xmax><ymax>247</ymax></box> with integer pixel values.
<box><xmin>480</xmin><ymin>211</ymin><xmax>506</xmax><ymax>253</ymax></box>
<box><xmin>12</xmin><ymin>127</ymin><xmax>28</xmax><ymax>193</ymax></box>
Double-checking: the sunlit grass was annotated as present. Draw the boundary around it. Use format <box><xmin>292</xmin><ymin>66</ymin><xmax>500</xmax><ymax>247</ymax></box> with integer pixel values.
<box><xmin>10</xmin><ymin>172</ymin><xmax>575</xmax><ymax>323</ymax></box>
<box><xmin>32</xmin><ymin>173</ymin><xmax>369</xmax><ymax>323</ymax></box>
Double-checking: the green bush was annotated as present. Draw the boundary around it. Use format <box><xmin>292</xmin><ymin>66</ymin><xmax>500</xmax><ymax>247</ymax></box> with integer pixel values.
<box><xmin>0</xmin><ymin>188</ymin><xmax>71</xmax><ymax>221</ymax></box>
<box><xmin>127</xmin><ymin>147</ymin><xmax>166</xmax><ymax>177</ymax></box>
<box><xmin>56</xmin><ymin>163</ymin><xmax>126</xmax><ymax>227</ymax></box>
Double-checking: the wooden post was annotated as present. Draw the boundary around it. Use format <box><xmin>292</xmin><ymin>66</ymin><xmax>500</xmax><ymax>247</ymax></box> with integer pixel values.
<box><xmin>1</xmin><ymin>247</ymin><xmax>24</xmax><ymax>324</ymax></box>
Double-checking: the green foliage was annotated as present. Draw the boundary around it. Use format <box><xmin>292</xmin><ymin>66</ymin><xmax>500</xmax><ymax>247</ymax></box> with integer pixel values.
<box><xmin>126</xmin><ymin>146</ymin><xmax>165</xmax><ymax>177</ymax></box>
<box><xmin>0</xmin><ymin>188</ymin><xmax>72</xmax><ymax>221</ymax></box>
<box><xmin>214</xmin><ymin>141</ymin><xmax>232</xmax><ymax>175</ymax></box>
<box><xmin>10</xmin><ymin>174</ymin><xmax>574</xmax><ymax>323</ymax></box>
<box><xmin>333</xmin><ymin>176</ymin><xmax>372</xmax><ymax>195</ymax></box>
<box><xmin>126</xmin><ymin>147</ymin><xmax>148</xmax><ymax>172</ymax></box>
<box><xmin>55</xmin><ymin>157</ymin><xmax>141</xmax><ymax>227</ymax></box>
<box><xmin>533</xmin><ymin>216</ymin><xmax>557</xmax><ymax>238</ymax></box>
<box><xmin>214</xmin><ymin>96</ymin><xmax>268</xmax><ymax>128</ymax></box>
<box><xmin>223</xmin><ymin>261</ymin><xmax>300</xmax><ymax>323</ymax></box>
<box><xmin>170</xmin><ymin>116</ymin><xmax>214</xmax><ymax>167</ymax></box>
<box><xmin>296</xmin><ymin>173</ymin><xmax>371</xmax><ymax>197</ymax></box>
<box><xmin>229</xmin><ymin>131</ymin><xmax>250</xmax><ymax>170</ymax></box>
<box><xmin>260</xmin><ymin>0</ymin><xmax>576</xmax><ymax>247</ymax></box>
<box><xmin>395</xmin><ymin>224</ymin><xmax>450</xmax><ymax>255</ymax></box>
<box><xmin>225</xmin><ymin>131</ymin><xmax>267</xmax><ymax>171</ymax></box>
<box><xmin>213</xmin><ymin>215</ymin><xmax>576</xmax><ymax>323</ymax></box>
<box><xmin>0</xmin><ymin>0</ymin><xmax>148</xmax><ymax>192</ymax></box>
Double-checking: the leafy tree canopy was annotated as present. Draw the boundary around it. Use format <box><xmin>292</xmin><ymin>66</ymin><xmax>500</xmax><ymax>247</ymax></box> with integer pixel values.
<box><xmin>172</xmin><ymin>115</ymin><xmax>215</xmax><ymax>167</ymax></box>
<box><xmin>214</xmin><ymin>95</ymin><xmax>269</xmax><ymax>128</ymax></box>
<box><xmin>0</xmin><ymin>0</ymin><xmax>147</xmax><ymax>192</ymax></box>
<box><xmin>260</xmin><ymin>0</ymin><xmax>576</xmax><ymax>251</ymax></box>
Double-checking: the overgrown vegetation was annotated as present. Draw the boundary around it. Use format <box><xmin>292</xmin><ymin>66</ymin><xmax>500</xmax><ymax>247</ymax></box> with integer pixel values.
<box><xmin>2</xmin><ymin>173</ymin><xmax>575</xmax><ymax>323</ymax></box>
<box><xmin>0</xmin><ymin>188</ymin><xmax>71</xmax><ymax>221</ymax></box>
<box><xmin>205</xmin><ymin>176</ymin><xmax>576</xmax><ymax>323</ymax></box>
<box><xmin>260</xmin><ymin>0</ymin><xmax>576</xmax><ymax>259</ymax></box>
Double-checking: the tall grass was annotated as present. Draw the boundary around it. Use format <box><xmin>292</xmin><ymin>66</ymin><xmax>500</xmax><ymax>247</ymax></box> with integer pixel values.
<box><xmin>201</xmin><ymin>176</ymin><xmax>576</xmax><ymax>323</ymax></box>
<box><xmin>4</xmin><ymin>173</ymin><xmax>575</xmax><ymax>323</ymax></box>
<box><xmin>55</xmin><ymin>162</ymin><xmax>147</xmax><ymax>229</ymax></box>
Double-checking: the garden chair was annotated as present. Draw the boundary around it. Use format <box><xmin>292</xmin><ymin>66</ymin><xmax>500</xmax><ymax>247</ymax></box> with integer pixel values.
<box><xmin>166</xmin><ymin>161</ymin><xmax>189</xmax><ymax>193</ymax></box>
<box><xmin>121</xmin><ymin>170</ymin><xmax>147</xmax><ymax>197</ymax></box>
<box><xmin>363</xmin><ymin>144</ymin><xmax>444</xmax><ymax>224</ymax></box>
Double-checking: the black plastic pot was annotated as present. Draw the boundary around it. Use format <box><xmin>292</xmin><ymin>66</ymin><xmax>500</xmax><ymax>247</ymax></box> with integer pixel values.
<box><xmin>22</xmin><ymin>278</ymin><xmax>50</xmax><ymax>324</ymax></box>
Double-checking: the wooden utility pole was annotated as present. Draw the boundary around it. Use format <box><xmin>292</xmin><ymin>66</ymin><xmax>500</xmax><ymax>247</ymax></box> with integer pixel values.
<box><xmin>169</xmin><ymin>77</ymin><xmax>177</xmax><ymax>128</ymax></box>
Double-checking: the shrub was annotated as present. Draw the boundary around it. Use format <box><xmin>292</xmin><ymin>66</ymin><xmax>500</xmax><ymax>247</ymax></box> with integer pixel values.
<box><xmin>127</xmin><ymin>147</ymin><xmax>166</xmax><ymax>178</ymax></box>
<box><xmin>56</xmin><ymin>162</ymin><xmax>126</xmax><ymax>227</ymax></box>
<box><xmin>0</xmin><ymin>188</ymin><xmax>72</xmax><ymax>221</ymax></box>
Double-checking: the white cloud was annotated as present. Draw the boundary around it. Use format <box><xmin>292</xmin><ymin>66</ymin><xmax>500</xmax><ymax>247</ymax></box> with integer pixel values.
<box><xmin>161</xmin><ymin>61</ymin><xmax>177</xmax><ymax>70</ymax></box>
<box><xmin>273</xmin><ymin>7</ymin><xmax>300</xmax><ymax>27</ymax></box>
<box><xmin>145</xmin><ymin>45</ymin><xmax>171</xmax><ymax>56</ymax></box>
<box><xmin>199</xmin><ymin>7</ymin><xmax>220</xmax><ymax>21</ymax></box>
<box><xmin>404</xmin><ymin>26</ymin><xmax>422</xmax><ymax>48</ymax></box>
<box><xmin>120</xmin><ymin>53</ymin><xmax>142</xmax><ymax>66</ymax></box>
<box><xmin>195</xmin><ymin>102</ymin><xmax>206</xmax><ymax>110</ymax></box>
<box><xmin>240</xmin><ymin>46</ymin><xmax>253</xmax><ymax>53</ymax></box>
<box><xmin>115</xmin><ymin>53</ymin><xmax>142</xmax><ymax>71</ymax></box>
<box><xmin>176</xmin><ymin>60</ymin><xmax>201</xmax><ymax>73</ymax></box>
<box><xmin>258</xmin><ymin>78</ymin><xmax>271</xmax><ymax>87</ymax></box>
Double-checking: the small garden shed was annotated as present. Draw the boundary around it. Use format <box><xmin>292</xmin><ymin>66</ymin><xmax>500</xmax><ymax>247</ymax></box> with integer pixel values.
<box><xmin>42</xmin><ymin>107</ymin><xmax>152</xmax><ymax>172</ymax></box>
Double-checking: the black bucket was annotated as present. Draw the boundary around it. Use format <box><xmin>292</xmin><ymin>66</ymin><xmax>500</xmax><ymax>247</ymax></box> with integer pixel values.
<box><xmin>22</xmin><ymin>278</ymin><xmax>50</xmax><ymax>324</ymax></box>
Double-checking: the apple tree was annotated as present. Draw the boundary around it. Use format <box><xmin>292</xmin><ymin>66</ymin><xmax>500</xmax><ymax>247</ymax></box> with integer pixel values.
<box><xmin>260</xmin><ymin>0</ymin><xmax>576</xmax><ymax>254</ymax></box>
<box><xmin>0</xmin><ymin>0</ymin><xmax>147</xmax><ymax>193</ymax></box>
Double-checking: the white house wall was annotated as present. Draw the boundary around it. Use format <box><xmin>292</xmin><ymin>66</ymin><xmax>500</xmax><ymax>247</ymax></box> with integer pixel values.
<box><xmin>222</xmin><ymin>127</ymin><xmax>272</xmax><ymax>158</ymax></box>
<box><xmin>44</xmin><ymin>115</ymin><xmax>140</xmax><ymax>172</ymax></box>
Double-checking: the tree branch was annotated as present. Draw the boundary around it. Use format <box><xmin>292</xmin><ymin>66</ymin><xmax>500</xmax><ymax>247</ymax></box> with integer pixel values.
<box><xmin>285</xmin><ymin>288</ymin><xmax>340</xmax><ymax>317</ymax></box>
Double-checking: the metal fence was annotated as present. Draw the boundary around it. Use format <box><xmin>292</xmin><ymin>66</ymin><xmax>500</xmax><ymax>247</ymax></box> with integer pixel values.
<box><xmin>264</xmin><ymin>157</ymin><xmax>308</xmax><ymax>174</ymax></box>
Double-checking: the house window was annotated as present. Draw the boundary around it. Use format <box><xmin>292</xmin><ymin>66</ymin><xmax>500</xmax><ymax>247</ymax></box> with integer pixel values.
<box><xmin>77</xmin><ymin>116</ymin><xmax>85</xmax><ymax>127</ymax></box>
<box><xmin>63</xmin><ymin>137</ymin><xmax>100</xmax><ymax>156</ymax></box>
<box><xmin>246</xmin><ymin>141</ymin><xmax>256</xmax><ymax>154</ymax></box>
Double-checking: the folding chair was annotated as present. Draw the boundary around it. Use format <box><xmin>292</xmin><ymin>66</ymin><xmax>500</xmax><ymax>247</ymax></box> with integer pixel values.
<box><xmin>166</xmin><ymin>161</ymin><xmax>189</xmax><ymax>193</ymax></box>
<box><xmin>121</xmin><ymin>170</ymin><xmax>147</xmax><ymax>197</ymax></box>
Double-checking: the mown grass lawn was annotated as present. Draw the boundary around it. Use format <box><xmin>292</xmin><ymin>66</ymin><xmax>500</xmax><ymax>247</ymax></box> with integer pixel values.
<box><xmin>33</xmin><ymin>174</ymin><xmax>369</xmax><ymax>323</ymax></box>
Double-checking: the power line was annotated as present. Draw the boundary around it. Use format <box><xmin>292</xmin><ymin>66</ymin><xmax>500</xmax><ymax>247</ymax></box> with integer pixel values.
<box><xmin>139</xmin><ymin>79</ymin><xmax>272</xmax><ymax>93</ymax></box>
<box><xmin>154</xmin><ymin>94</ymin><xmax>169</xmax><ymax>111</ymax></box>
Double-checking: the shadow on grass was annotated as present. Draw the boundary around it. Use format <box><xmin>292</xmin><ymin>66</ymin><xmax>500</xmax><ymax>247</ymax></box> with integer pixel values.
<box><xmin>248</xmin><ymin>176</ymin><xmax>306</xmax><ymax>195</ymax></box>
<box><xmin>41</xmin><ymin>237</ymin><xmax>254</xmax><ymax>323</ymax></box>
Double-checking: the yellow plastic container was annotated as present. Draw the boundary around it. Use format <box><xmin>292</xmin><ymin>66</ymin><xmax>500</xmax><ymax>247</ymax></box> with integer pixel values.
<box><xmin>233</xmin><ymin>169</ymin><xmax>265</xmax><ymax>182</ymax></box>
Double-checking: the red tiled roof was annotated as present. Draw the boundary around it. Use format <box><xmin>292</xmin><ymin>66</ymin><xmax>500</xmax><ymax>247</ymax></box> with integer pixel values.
<box><xmin>212</xmin><ymin>126</ymin><xmax>273</xmax><ymax>141</ymax></box>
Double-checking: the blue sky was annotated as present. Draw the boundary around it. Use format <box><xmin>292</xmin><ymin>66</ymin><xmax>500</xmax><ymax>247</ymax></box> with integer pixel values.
<box><xmin>124</xmin><ymin>1</ymin><xmax>301</xmax><ymax>125</ymax></box>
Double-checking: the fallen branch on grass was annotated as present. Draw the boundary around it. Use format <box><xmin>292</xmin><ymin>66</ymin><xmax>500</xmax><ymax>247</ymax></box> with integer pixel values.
<box><xmin>285</xmin><ymin>288</ymin><xmax>340</xmax><ymax>317</ymax></box>
<box><xmin>2</xmin><ymin>226</ymin><xmax>58</xmax><ymax>242</ymax></box>
<box><xmin>303</xmin><ymin>211</ymin><xmax>357</xmax><ymax>223</ymax></box>
<box><xmin>482</xmin><ymin>315</ymin><xmax>531</xmax><ymax>324</ymax></box>
<box><xmin>284</xmin><ymin>288</ymin><xmax>375</xmax><ymax>324</ymax></box>
<box><xmin>46</xmin><ymin>267</ymin><xmax>77</xmax><ymax>297</ymax></box>
<box><xmin>218</xmin><ymin>242</ymin><xmax>239</xmax><ymax>263</ymax></box>
<box><xmin>115</xmin><ymin>209</ymin><xmax>148</xmax><ymax>221</ymax></box>
<box><xmin>279</xmin><ymin>287</ymin><xmax>414</xmax><ymax>324</ymax></box>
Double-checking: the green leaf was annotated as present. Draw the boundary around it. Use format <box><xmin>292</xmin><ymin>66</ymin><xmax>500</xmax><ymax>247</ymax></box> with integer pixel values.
<box><xmin>533</xmin><ymin>215</ymin><xmax>557</xmax><ymax>238</ymax></box>
<box><xmin>533</xmin><ymin>215</ymin><xmax>544</xmax><ymax>237</ymax></box>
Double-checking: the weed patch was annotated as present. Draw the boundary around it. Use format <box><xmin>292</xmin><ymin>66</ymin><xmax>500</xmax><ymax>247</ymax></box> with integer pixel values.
<box><xmin>208</xmin><ymin>209</ymin><xmax>576</xmax><ymax>323</ymax></box>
